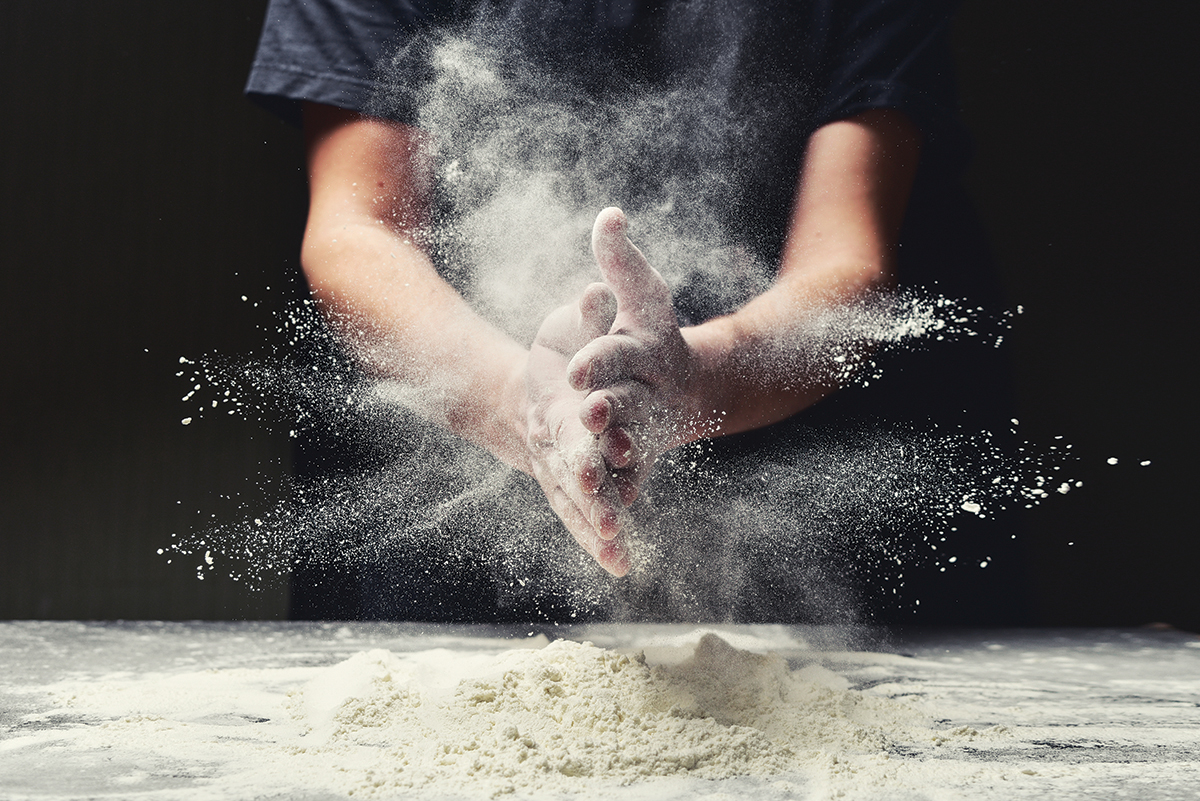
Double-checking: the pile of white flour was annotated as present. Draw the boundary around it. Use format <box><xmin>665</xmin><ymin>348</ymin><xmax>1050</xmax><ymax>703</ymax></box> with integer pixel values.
<box><xmin>289</xmin><ymin>633</ymin><xmax>938</xmax><ymax>798</ymax></box>
<box><xmin>9</xmin><ymin>625</ymin><xmax>1196</xmax><ymax>800</ymax></box>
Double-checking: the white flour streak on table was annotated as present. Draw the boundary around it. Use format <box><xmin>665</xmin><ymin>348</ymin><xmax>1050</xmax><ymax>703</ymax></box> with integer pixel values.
<box><xmin>2</xmin><ymin>624</ymin><xmax>1198</xmax><ymax>800</ymax></box>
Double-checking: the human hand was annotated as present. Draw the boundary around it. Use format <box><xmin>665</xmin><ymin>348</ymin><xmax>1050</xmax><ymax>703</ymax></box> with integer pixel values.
<box><xmin>525</xmin><ymin>281</ymin><xmax>632</xmax><ymax>577</ymax></box>
<box><xmin>566</xmin><ymin>208</ymin><xmax>704</xmax><ymax>504</ymax></box>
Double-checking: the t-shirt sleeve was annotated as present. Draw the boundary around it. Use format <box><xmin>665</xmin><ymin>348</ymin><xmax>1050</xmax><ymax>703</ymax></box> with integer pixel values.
<box><xmin>815</xmin><ymin>0</ymin><xmax>966</xmax><ymax>163</ymax></box>
<box><xmin>245</xmin><ymin>0</ymin><xmax>428</xmax><ymax>127</ymax></box>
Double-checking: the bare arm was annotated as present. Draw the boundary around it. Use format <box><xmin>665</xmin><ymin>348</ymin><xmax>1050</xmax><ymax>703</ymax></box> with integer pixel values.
<box><xmin>300</xmin><ymin>103</ymin><xmax>630</xmax><ymax>574</ymax></box>
<box><xmin>302</xmin><ymin>104</ymin><xmax>531</xmax><ymax>467</ymax></box>
<box><xmin>684</xmin><ymin>108</ymin><xmax>920</xmax><ymax>435</ymax></box>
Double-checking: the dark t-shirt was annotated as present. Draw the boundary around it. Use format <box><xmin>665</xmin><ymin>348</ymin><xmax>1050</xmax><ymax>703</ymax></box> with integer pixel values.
<box><xmin>246</xmin><ymin>0</ymin><xmax>1031</xmax><ymax>626</ymax></box>
<box><xmin>247</xmin><ymin>0</ymin><xmax>971</xmax><ymax>257</ymax></box>
<box><xmin>248</xmin><ymin>0</ymin><xmax>962</xmax><ymax>138</ymax></box>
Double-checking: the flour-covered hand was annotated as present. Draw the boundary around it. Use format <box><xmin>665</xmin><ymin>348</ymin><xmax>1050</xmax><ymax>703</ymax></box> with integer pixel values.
<box><xmin>566</xmin><ymin>208</ymin><xmax>704</xmax><ymax>505</ymax></box>
<box><xmin>526</xmin><ymin>282</ymin><xmax>632</xmax><ymax>576</ymax></box>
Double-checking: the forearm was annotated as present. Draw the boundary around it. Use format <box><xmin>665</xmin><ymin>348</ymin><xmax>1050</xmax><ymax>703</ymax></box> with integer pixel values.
<box><xmin>675</xmin><ymin>109</ymin><xmax>918</xmax><ymax>444</ymax></box>
<box><xmin>678</xmin><ymin>258</ymin><xmax>886</xmax><ymax>442</ymax></box>
<box><xmin>300</xmin><ymin>156</ymin><xmax>531</xmax><ymax>472</ymax></box>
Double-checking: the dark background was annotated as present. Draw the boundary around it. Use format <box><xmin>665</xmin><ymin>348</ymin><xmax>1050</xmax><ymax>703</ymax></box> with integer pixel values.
<box><xmin>1</xmin><ymin>1</ymin><xmax>1194</xmax><ymax>628</ymax></box>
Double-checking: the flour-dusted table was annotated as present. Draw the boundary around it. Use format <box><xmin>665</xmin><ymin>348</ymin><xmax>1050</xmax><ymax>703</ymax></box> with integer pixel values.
<box><xmin>2</xmin><ymin>622</ymin><xmax>1197</xmax><ymax>800</ymax></box>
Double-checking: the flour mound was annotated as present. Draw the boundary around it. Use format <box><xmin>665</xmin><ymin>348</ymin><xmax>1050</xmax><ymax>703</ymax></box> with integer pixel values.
<box><xmin>291</xmin><ymin>633</ymin><xmax>929</xmax><ymax>797</ymax></box>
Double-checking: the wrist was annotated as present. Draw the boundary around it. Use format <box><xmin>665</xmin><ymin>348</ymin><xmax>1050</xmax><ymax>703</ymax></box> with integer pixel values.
<box><xmin>500</xmin><ymin>353</ymin><xmax>535</xmax><ymax>474</ymax></box>
<box><xmin>443</xmin><ymin>346</ymin><xmax>533</xmax><ymax>474</ymax></box>
<box><xmin>487</xmin><ymin>350</ymin><xmax>535</xmax><ymax>474</ymax></box>
<box><xmin>672</xmin><ymin>322</ymin><xmax>732</xmax><ymax>447</ymax></box>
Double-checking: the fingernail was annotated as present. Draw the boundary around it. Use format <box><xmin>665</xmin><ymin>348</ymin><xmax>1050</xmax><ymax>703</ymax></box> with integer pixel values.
<box><xmin>600</xmin><ymin>542</ymin><xmax>630</xmax><ymax>577</ymax></box>
<box><xmin>569</xmin><ymin>360</ymin><xmax>590</xmax><ymax>391</ymax></box>
<box><xmin>596</xmin><ymin>509</ymin><xmax>618</xmax><ymax>540</ymax></box>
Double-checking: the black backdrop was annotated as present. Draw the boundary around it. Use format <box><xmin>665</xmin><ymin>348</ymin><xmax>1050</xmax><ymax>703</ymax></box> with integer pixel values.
<box><xmin>1</xmin><ymin>1</ymin><xmax>1194</xmax><ymax>628</ymax></box>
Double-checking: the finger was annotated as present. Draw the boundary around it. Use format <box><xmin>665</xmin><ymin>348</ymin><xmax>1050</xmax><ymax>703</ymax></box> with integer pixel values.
<box><xmin>567</xmin><ymin>334</ymin><xmax>641</xmax><ymax>392</ymax></box>
<box><xmin>534</xmin><ymin>467</ymin><xmax>599</xmax><ymax>549</ymax></box>
<box><xmin>557</xmin><ymin>488</ymin><xmax>629</xmax><ymax>575</ymax></box>
<box><xmin>535</xmin><ymin>465</ymin><xmax>630</xmax><ymax>576</ymax></box>
<box><xmin>614</xmin><ymin>473</ymin><xmax>639</xmax><ymax>506</ymax></box>
<box><xmin>579</xmin><ymin>382</ymin><xmax>652</xmax><ymax>434</ymax></box>
<box><xmin>597</xmin><ymin>426</ymin><xmax>635</xmax><ymax>469</ymax></box>
<box><xmin>576</xmin><ymin>464</ymin><xmax>625</xmax><ymax>540</ymax></box>
<box><xmin>612</xmin><ymin>472</ymin><xmax>640</xmax><ymax>507</ymax></box>
<box><xmin>577</xmin><ymin>282</ymin><xmax>617</xmax><ymax>341</ymax></box>
<box><xmin>596</xmin><ymin>537</ymin><xmax>631</xmax><ymax>577</ymax></box>
<box><xmin>534</xmin><ymin>302</ymin><xmax>582</xmax><ymax>353</ymax></box>
<box><xmin>579</xmin><ymin>392</ymin><xmax>612</xmax><ymax>433</ymax></box>
<box><xmin>590</xmin><ymin>207</ymin><xmax>673</xmax><ymax>327</ymax></box>
<box><xmin>611</xmin><ymin>454</ymin><xmax>655</xmax><ymax>507</ymax></box>
<box><xmin>584</xmin><ymin>476</ymin><xmax>625</xmax><ymax>541</ymax></box>
<box><xmin>549</xmin><ymin>429</ymin><xmax>625</xmax><ymax>540</ymax></box>
<box><xmin>533</xmin><ymin>283</ymin><xmax>616</xmax><ymax>355</ymax></box>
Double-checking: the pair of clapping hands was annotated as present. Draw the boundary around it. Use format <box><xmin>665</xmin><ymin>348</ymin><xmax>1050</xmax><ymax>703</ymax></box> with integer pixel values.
<box><xmin>523</xmin><ymin>207</ymin><xmax>701</xmax><ymax>576</ymax></box>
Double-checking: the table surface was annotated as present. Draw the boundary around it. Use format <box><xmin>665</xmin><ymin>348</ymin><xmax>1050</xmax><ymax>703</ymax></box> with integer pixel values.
<box><xmin>2</xmin><ymin>622</ymin><xmax>1198</xmax><ymax>800</ymax></box>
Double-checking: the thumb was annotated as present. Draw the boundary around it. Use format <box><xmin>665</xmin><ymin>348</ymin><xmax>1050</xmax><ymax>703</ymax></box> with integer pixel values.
<box><xmin>533</xmin><ymin>282</ymin><xmax>616</xmax><ymax>354</ymax></box>
<box><xmin>590</xmin><ymin>207</ymin><xmax>671</xmax><ymax>322</ymax></box>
